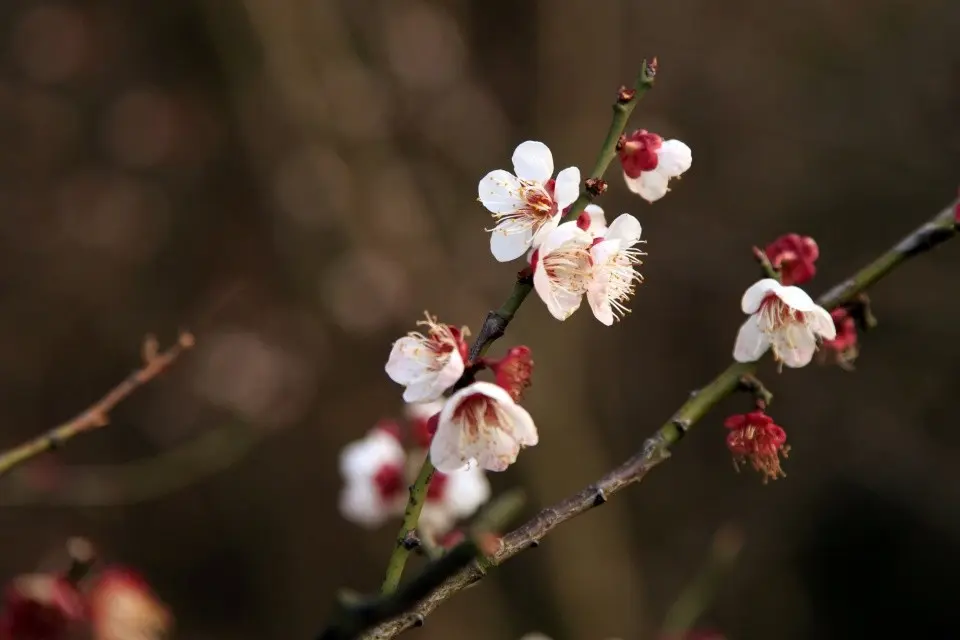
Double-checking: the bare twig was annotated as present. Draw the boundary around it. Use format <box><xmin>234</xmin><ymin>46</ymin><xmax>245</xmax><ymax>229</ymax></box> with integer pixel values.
<box><xmin>379</xmin><ymin>60</ymin><xmax>659</xmax><ymax>596</ymax></box>
<box><xmin>363</xmin><ymin>197</ymin><xmax>959</xmax><ymax>638</ymax></box>
<box><xmin>0</xmin><ymin>332</ymin><xmax>195</xmax><ymax>478</ymax></box>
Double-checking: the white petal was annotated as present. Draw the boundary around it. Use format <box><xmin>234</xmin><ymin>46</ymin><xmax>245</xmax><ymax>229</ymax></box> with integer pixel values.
<box><xmin>512</xmin><ymin>141</ymin><xmax>554</xmax><ymax>183</ymax></box>
<box><xmin>806</xmin><ymin>305</ymin><xmax>836</xmax><ymax>340</ymax></box>
<box><xmin>604</xmin><ymin>213</ymin><xmax>643</xmax><ymax>246</ymax></box>
<box><xmin>774</xmin><ymin>325</ymin><xmax>817</xmax><ymax>368</ymax></box>
<box><xmin>442</xmin><ymin>467</ymin><xmax>491</xmax><ymax>518</ymax></box>
<box><xmin>478</xmin><ymin>170</ymin><xmax>524</xmax><ymax>214</ymax></box>
<box><xmin>529</xmin><ymin>214</ymin><xmax>560</xmax><ymax>250</ymax></box>
<box><xmin>401</xmin><ymin>352</ymin><xmax>465</xmax><ymax>403</ymax></box>
<box><xmin>430</xmin><ymin>409</ymin><xmax>469</xmax><ymax>473</ymax></box>
<box><xmin>339</xmin><ymin>481</ymin><xmax>390</xmax><ymax>528</ymax></box>
<box><xmin>733</xmin><ymin>315</ymin><xmax>771</xmax><ymax>362</ymax></box>
<box><xmin>464</xmin><ymin>380</ymin><xmax>517</xmax><ymax>405</ymax></box>
<box><xmin>339</xmin><ymin>430</ymin><xmax>405</xmax><ymax>480</ymax></box>
<box><xmin>587</xmin><ymin>280</ymin><xmax>614</xmax><ymax>326</ymax></box>
<box><xmin>552</xmin><ymin>166</ymin><xmax>581</xmax><ymax>210</ymax></box>
<box><xmin>490</xmin><ymin>221</ymin><xmax>535</xmax><ymax>262</ymax></box>
<box><xmin>501</xmin><ymin>401</ymin><xmax>538</xmax><ymax>447</ymax></box>
<box><xmin>404</xmin><ymin>400</ymin><xmax>444</xmax><ymax>422</ymax></box>
<box><xmin>583</xmin><ymin>204</ymin><xmax>606</xmax><ymax>235</ymax></box>
<box><xmin>741</xmin><ymin>278</ymin><xmax>781</xmax><ymax>314</ymax></box>
<box><xmin>538</xmin><ymin>221</ymin><xmax>590</xmax><ymax>256</ymax></box>
<box><xmin>625</xmin><ymin>170</ymin><xmax>669</xmax><ymax>203</ymax></box>
<box><xmin>471</xmin><ymin>429</ymin><xmax>521</xmax><ymax>472</ymax></box>
<box><xmin>656</xmin><ymin>139</ymin><xmax>692</xmax><ymax>177</ymax></box>
<box><xmin>534</xmin><ymin>261</ymin><xmax>583</xmax><ymax>321</ymax></box>
<box><xmin>775</xmin><ymin>285</ymin><xmax>818</xmax><ymax>313</ymax></box>
<box><xmin>384</xmin><ymin>336</ymin><xmax>432</xmax><ymax>385</ymax></box>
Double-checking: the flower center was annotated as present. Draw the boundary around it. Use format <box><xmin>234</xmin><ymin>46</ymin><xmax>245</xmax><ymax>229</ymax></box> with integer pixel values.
<box><xmin>372</xmin><ymin>463</ymin><xmax>405</xmax><ymax>501</ymax></box>
<box><xmin>452</xmin><ymin>393</ymin><xmax>508</xmax><ymax>439</ymax></box>
<box><xmin>757</xmin><ymin>295</ymin><xmax>805</xmax><ymax>333</ymax></box>
<box><xmin>542</xmin><ymin>241</ymin><xmax>593</xmax><ymax>295</ymax></box>
<box><xmin>596</xmin><ymin>243</ymin><xmax>645</xmax><ymax>318</ymax></box>
<box><xmin>485</xmin><ymin>178</ymin><xmax>558</xmax><ymax>237</ymax></box>
<box><xmin>410</xmin><ymin>312</ymin><xmax>469</xmax><ymax>368</ymax></box>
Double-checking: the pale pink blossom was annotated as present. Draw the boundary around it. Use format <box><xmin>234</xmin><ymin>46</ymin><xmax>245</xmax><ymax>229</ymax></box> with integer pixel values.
<box><xmin>385</xmin><ymin>312</ymin><xmax>468</xmax><ymax>403</ymax></box>
<box><xmin>531</xmin><ymin>222</ymin><xmax>594</xmax><ymax>321</ymax></box>
<box><xmin>733</xmin><ymin>278</ymin><xmax>836</xmax><ymax>368</ymax></box>
<box><xmin>587</xmin><ymin>213</ymin><xmax>645</xmax><ymax>325</ymax></box>
<box><xmin>430</xmin><ymin>381</ymin><xmax>538</xmax><ymax>473</ymax></box>
<box><xmin>479</xmin><ymin>141</ymin><xmax>581</xmax><ymax>262</ymax></box>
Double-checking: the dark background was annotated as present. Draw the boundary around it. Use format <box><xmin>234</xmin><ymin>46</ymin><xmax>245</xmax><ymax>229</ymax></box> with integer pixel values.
<box><xmin>1</xmin><ymin>0</ymin><xmax>959</xmax><ymax>638</ymax></box>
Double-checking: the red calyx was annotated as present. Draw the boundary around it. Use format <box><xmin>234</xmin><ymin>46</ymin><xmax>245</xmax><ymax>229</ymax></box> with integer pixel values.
<box><xmin>764</xmin><ymin>233</ymin><xmax>819</xmax><ymax>286</ymax></box>
<box><xmin>447</xmin><ymin>326</ymin><xmax>470</xmax><ymax>366</ymax></box>
<box><xmin>410</xmin><ymin>412</ymin><xmax>440</xmax><ymax>449</ymax></box>
<box><xmin>818</xmin><ymin>307</ymin><xmax>859</xmax><ymax>370</ymax></box>
<box><xmin>489</xmin><ymin>346</ymin><xmax>534</xmax><ymax>402</ymax></box>
<box><xmin>529</xmin><ymin>249</ymin><xmax>540</xmax><ymax>273</ymax></box>
<box><xmin>618</xmin><ymin>129</ymin><xmax>662</xmax><ymax>178</ymax></box>
<box><xmin>576</xmin><ymin>212</ymin><xmax>592</xmax><ymax>231</ymax></box>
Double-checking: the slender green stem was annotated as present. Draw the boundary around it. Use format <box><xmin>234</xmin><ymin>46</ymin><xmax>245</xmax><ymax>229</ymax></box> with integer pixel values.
<box><xmin>380</xmin><ymin>458</ymin><xmax>436</xmax><ymax>593</ymax></box>
<box><xmin>377</xmin><ymin>62</ymin><xmax>658</xmax><ymax>594</ymax></box>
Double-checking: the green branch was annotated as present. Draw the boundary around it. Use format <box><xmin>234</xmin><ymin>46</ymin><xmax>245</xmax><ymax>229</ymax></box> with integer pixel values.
<box><xmin>365</xmin><ymin>196</ymin><xmax>959</xmax><ymax>638</ymax></box>
<box><xmin>377</xmin><ymin>60</ymin><xmax>658</xmax><ymax>595</ymax></box>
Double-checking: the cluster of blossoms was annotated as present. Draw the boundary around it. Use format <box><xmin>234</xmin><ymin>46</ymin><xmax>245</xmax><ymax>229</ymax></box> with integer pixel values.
<box><xmin>727</xmin><ymin>233</ymin><xmax>864</xmax><ymax>481</ymax></box>
<box><xmin>339</xmin><ymin>131</ymin><xmax>693</xmax><ymax>534</ymax></box>
<box><xmin>1</xmin><ymin>561</ymin><xmax>170</xmax><ymax>640</ymax></box>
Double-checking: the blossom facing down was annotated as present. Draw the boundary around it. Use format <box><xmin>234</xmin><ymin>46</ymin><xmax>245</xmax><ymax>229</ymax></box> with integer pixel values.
<box><xmin>818</xmin><ymin>307</ymin><xmax>859</xmax><ymax>370</ymax></box>
<box><xmin>619</xmin><ymin>129</ymin><xmax>692</xmax><ymax>203</ymax></box>
<box><xmin>0</xmin><ymin>573</ymin><xmax>85</xmax><ymax>640</ymax></box>
<box><xmin>531</xmin><ymin>222</ymin><xmax>594</xmax><ymax>321</ymax></box>
<box><xmin>385</xmin><ymin>312</ymin><xmax>469</xmax><ymax>403</ymax></box>
<box><xmin>733</xmin><ymin>279</ymin><xmax>836</xmax><ymax>368</ymax></box>
<box><xmin>338</xmin><ymin>427</ymin><xmax>408</xmax><ymax>527</ymax></box>
<box><xmin>430</xmin><ymin>381</ymin><xmax>538</xmax><ymax>473</ymax></box>
<box><xmin>764</xmin><ymin>233</ymin><xmax>819</xmax><ymax>286</ymax></box>
<box><xmin>587</xmin><ymin>213</ymin><xmax>645</xmax><ymax>325</ymax></box>
<box><xmin>725</xmin><ymin>410</ymin><xmax>789</xmax><ymax>482</ymax></box>
<box><xmin>488</xmin><ymin>346</ymin><xmax>534</xmax><ymax>402</ymax></box>
<box><xmin>575</xmin><ymin>204</ymin><xmax>608</xmax><ymax>237</ymax></box>
<box><xmin>479</xmin><ymin>141</ymin><xmax>581</xmax><ymax>262</ymax></box>
<box><xmin>88</xmin><ymin>568</ymin><xmax>171</xmax><ymax>640</ymax></box>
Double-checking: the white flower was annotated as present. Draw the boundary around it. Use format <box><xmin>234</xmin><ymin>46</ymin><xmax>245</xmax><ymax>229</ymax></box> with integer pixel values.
<box><xmin>419</xmin><ymin>466</ymin><xmax>491</xmax><ymax>535</ymax></box>
<box><xmin>733</xmin><ymin>278</ymin><xmax>837</xmax><ymax>368</ymax></box>
<box><xmin>532</xmin><ymin>221</ymin><xmax>594</xmax><ymax>321</ymax></box>
<box><xmin>479</xmin><ymin>141</ymin><xmax>581</xmax><ymax>262</ymax></box>
<box><xmin>620</xmin><ymin>130</ymin><xmax>691</xmax><ymax>203</ymax></box>
<box><xmin>430</xmin><ymin>381</ymin><xmax>538</xmax><ymax>473</ymax></box>
<box><xmin>338</xmin><ymin>428</ymin><xmax>407</xmax><ymax>528</ymax></box>
<box><xmin>385</xmin><ymin>312</ymin><xmax>467</xmax><ymax>403</ymax></box>
<box><xmin>587</xmin><ymin>213</ymin><xmax>645</xmax><ymax>325</ymax></box>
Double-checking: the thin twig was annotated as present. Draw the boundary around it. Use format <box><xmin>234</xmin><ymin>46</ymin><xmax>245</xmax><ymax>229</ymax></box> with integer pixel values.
<box><xmin>0</xmin><ymin>332</ymin><xmax>195</xmax><ymax>478</ymax></box>
<box><xmin>378</xmin><ymin>60</ymin><xmax>659</xmax><ymax>595</ymax></box>
<box><xmin>363</xmin><ymin>197</ymin><xmax>959</xmax><ymax>638</ymax></box>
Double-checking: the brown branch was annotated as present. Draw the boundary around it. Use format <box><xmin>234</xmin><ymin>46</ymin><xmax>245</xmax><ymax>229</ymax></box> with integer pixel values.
<box><xmin>364</xmin><ymin>197</ymin><xmax>959</xmax><ymax>638</ymax></box>
<box><xmin>0</xmin><ymin>332</ymin><xmax>195</xmax><ymax>478</ymax></box>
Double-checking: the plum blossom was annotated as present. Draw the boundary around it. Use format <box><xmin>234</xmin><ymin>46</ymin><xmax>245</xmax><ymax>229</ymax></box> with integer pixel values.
<box><xmin>88</xmin><ymin>568</ymin><xmax>171</xmax><ymax>640</ymax></box>
<box><xmin>618</xmin><ymin>129</ymin><xmax>691</xmax><ymax>203</ymax></box>
<box><xmin>764</xmin><ymin>233</ymin><xmax>819</xmax><ymax>286</ymax></box>
<box><xmin>733</xmin><ymin>278</ymin><xmax>836</xmax><ymax>368</ymax></box>
<box><xmin>487</xmin><ymin>346</ymin><xmax>534</xmax><ymax>402</ymax></box>
<box><xmin>479</xmin><ymin>141</ymin><xmax>581</xmax><ymax>262</ymax></box>
<box><xmin>385</xmin><ymin>312</ymin><xmax>468</xmax><ymax>403</ymax></box>
<box><xmin>339</xmin><ymin>425</ymin><xmax>490</xmax><ymax>533</ymax></box>
<box><xmin>587</xmin><ymin>213</ymin><xmax>645</xmax><ymax>325</ymax></box>
<box><xmin>575</xmin><ymin>204</ymin><xmax>607</xmax><ymax>236</ymax></box>
<box><xmin>724</xmin><ymin>410</ymin><xmax>789</xmax><ymax>483</ymax></box>
<box><xmin>430</xmin><ymin>381</ymin><xmax>538</xmax><ymax>473</ymax></box>
<box><xmin>531</xmin><ymin>222</ymin><xmax>594</xmax><ymax>321</ymax></box>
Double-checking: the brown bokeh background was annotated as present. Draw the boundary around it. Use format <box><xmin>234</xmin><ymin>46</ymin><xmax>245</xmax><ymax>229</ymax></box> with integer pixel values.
<box><xmin>1</xmin><ymin>1</ymin><xmax>959</xmax><ymax>639</ymax></box>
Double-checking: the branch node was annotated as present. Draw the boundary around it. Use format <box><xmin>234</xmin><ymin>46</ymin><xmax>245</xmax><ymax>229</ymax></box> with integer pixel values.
<box><xmin>688</xmin><ymin>389</ymin><xmax>700</xmax><ymax>399</ymax></box>
<box><xmin>585</xmin><ymin>178</ymin><xmax>608</xmax><ymax>198</ymax></box>
<box><xmin>737</xmin><ymin>374</ymin><xmax>773</xmax><ymax>408</ymax></box>
<box><xmin>616</xmin><ymin>85</ymin><xmax>637</xmax><ymax>104</ymax></box>
<box><xmin>412</xmin><ymin>614</ymin><xmax>425</xmax><ymax>628</ymax></box>
<box><xmin>616</xmin><ymin>134</ymin><xmax>627</xmax><ymax>152</ymax></box>
<box><xmin>847</xmin><ymin>293</ymin><xmax>878</xmax><ymax>331</ymax></box>
<box><xmin>401</xmin><ymin>532</ymin><xmax>421</xmax><ymax>551</ymax></box>
<box><xmin>671</xmin><ymin>418</ymin><xmax>691</xmax><ymax>436</ymax></box>
<box><xmin>592</xmin><ymin>488</ymin><xmax>608</xmax><ymax>507</ymax></box>
<box><xmin>528</xmin><ymin>540</ymin><xmax>540</xmax><ymax>549</ymax></box>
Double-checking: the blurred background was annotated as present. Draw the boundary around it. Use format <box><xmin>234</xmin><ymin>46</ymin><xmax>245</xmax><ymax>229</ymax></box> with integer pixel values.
<box><xmin>0</xmin><ymin>0</ymin><xmax>959</xmax><ymax>638</ymax></box>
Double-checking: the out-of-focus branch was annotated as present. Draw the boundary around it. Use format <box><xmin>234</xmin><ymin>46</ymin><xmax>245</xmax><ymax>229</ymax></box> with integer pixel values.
<box><xmin>0</xmin><ymin>333</ymin><xmax>195</xmax><ymax>479</ymax></box>
<box><xmin>379</xmin><ymin>61</ymin><xmax>659</xmax><ymax>595</ymax></box>
<box><xmin>365</xmin><ymin>197</ymin><xmax>960</xmax><ymax>638</ymax></box>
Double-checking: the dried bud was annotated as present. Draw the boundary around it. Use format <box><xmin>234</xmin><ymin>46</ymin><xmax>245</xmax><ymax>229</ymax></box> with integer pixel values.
<box><xmin>763</xmin><ymin>233</ymin><xmax>819</xmax><ymax>286</ymax></box>
<box><xmin>724</xmin><ymin>410</ymin><xmax>789</xmax><ymax>483</ymax></box>
<box><xmin>488</xmin><ymin>346</ymin><xmax>534</xmax><ymax>402</ymax></box>
<box><xmin>616</xmin><ymin>85</ymin><xmax>636</xmax><ymax>103</ymax></box>
<box><xmin>644</xmin><ymin>57</ymin><xmax>658</xmax><ymax>80</ymax></box>
<box><xmin>88</xmin><ymin>568</ymin><xmax>171</xmax><ymax>640</ymax></box>
<box><xmin>584</xmin><ymin>178</ymin><xmax>608</xmax><ymax>197</ymax></box>
<box><xmin>0</xmin><ymin>574</ymin><xmax>86</xmax><ymax>640</ymax></box>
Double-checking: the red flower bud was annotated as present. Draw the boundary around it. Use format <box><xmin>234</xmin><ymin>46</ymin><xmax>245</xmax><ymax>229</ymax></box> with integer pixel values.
<box><xmin>764</xmin><ymin>233</ymin><xmax>819</xmax><ymax>286</ymax></box>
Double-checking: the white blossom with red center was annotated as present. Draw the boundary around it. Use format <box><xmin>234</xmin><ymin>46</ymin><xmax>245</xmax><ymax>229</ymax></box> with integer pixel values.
<box><xmin>385</xmin><ymin>312</ymin><xmax>469</xmax><ymax>403</ymax></box>
<box><xmin>479</xmin><ymin>141</ymin><xmax>581</xmax><ymax>262</ymax></box>
<box><xmin>531</xmin><ymin>221</ymin><xmax>594</xmax><ymax>321</ymax></box>
<box><xmin>430</xmin><ymin>381</ymin><xmax>538</xmax><ymax>473</ymax></box>
<box><xmin>577</xmin><ymin>204</ymin><xmax>607</xmax><ymax>237</ymax></box>
<box><xmin>619</xmin><ymin>129</ymin><xmax>692</xmax><ymax>203</ymax></box>
<box><xmin>338</xmin><ymin>427</ymin><xmax>408</xmax><ymax>527</ymax></box>
<box><xmin>587</xmin><ymin>213</ymin><xmax>645</xmax><ymax>325</ymax></box>
<box><xmin>339</xmin><ymin>425</ymin><xmax>490</xmax><ymax>533</ymax></box>
<box><xmin>733</xmin><ymin>278</ymin><xmax>836</xmax><ymax>368</ymax></box>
